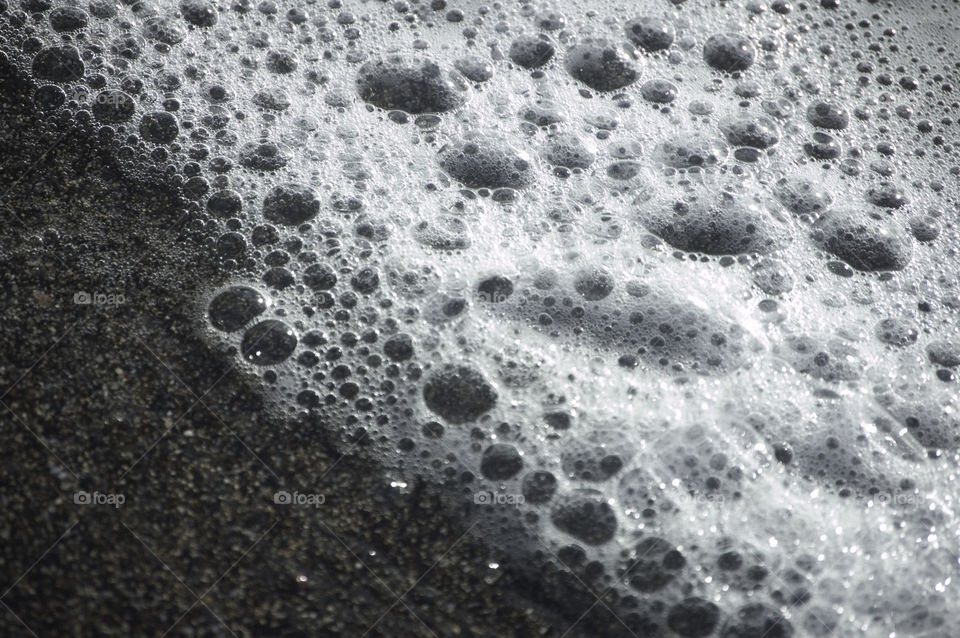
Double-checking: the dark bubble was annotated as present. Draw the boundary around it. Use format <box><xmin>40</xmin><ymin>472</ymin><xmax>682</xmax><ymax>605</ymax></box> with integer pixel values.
<box><xmin>120</xmin><ymin>77</ymin><xmax>144</xmax><ymax>96</ymax></box>
<box><xmin>413</xmin><ymin>215</ymin><xmax>470</xmax><ymax>250</ymax></box>
<box><xmin>806</xmin><ymin>101</ymin><xmax>849</xmax><ymax>129</ymax></box>
<box><xmin>22</xmin><ymin>0</ymin><xmax>52</xmax><ymax>10</ymax></box>
<box><xmin>736</xmin><ymin>148</ymin><xmax>763</xmax><ymax>164</ymax></box>
<box><xmin>734</xmin><ymin>81</ymin><xmax>762</xmax><ymax>98</ymax></box>
<box><xmin>297</xmin><ymin>390</ymin><xmax>320</xmax><ymax>408</ymax></box>
<box><xmin>783</xmin><ymin>336</ymin><xmax>862</xmax><ymax>382</ymax></box>
<box><xmin>544</xmin><ymin>133</ymin><xmax>595</xmax><ymax>169</ymax></box>
<box><xmin>355</xmin><ymin>218</ymin><xmax>391</xmax><ymax>243</ymax></box>
<box><xmin>266</xmin><ymin>49</ymin><xmax>298</xmax><ymax>74</ymax></box>
<box><xmin>573</xmin><ymin>267</ymin><xmax>615</xmax><ymax>301</ymax></box>
<box><xmin>536</xmin><ymin>10</ymin><xmax>565</xmax><ymax>30</ymax></box>
<box><xmin>521</xmin><ymin>471</ymin><xmax>557</xmax><ymax>504</ymax></box>
<box><xmin>262</xmin><ymin>183</ymin><xmax>320</xmax><ymax>225</ymax></box>
<box><xmin>719</xmin><ymin>115</ymin><xmax>780</xmax><ymax>149</ymax></box>
<box><xmin>302</xmin><ymin>264</ymin><xmax>337</xmax><ymax>291</ymax></box>
<box><xmin>89</xmin><ymin>0</ymin><xmax>117</xmax><ymax>18</ymax></box>
<box><xmin>139</xmin><ymin>111</ymin><xmax>179</xmax><ymax>144</ymax></box>
<box><xmin>625</xmin><ymin>16</ymin><xmax>674</xmax><ymax>52</ymax></box>
<box><xmin>927</xmin><ymin>342</ymin><xmax>960</xmax><ymax>368</ymax></box>
<box><xmin>874</xmin><ymin>318</ymin><xmax>918</xmax><ymax>347</ymax></box>
<box><xmin>480</xmin><ymin>443</ymin><xmax>523</xmax><ymax>480</ymax></box>
<box><xmin>865</xmin><ymin>182</ymin><xmax>909</xmax><ymax>209</ymax></box>
<box><xmin>774</xmin><ymin>177</ymin><xmax>833</xmax><ymax>217</ymax></box>
<box><xmin>285</xmin><ymin>7</ymin><xmax>307</xmax><ymax>24</ymax></box>
<box><xmin>703</xmin><ymin>33</ymin><xmax>756</xmax><ymax>73</ymax></box>
<box><xmin>301</xmin><ymin>330</ymin><xmax>326</xmax><ymax>348</ymax></box>
<box><xmin>774</xmin><ymin>443</ymin><xmax>794</xmax><ymax>464</ymax></box>
<box><xmin>262</xmin><ymin>267</ymin><xmax>294</xmax><ymax>290</ymax></box>
<box><xmin>803</xmin><ymin>132</ymin><xmax>842</xmax><ymax>160</ymax></box>
<box><xmin>652</xmin><ymin>135</ymin><xmax>728</xmax><ymax>169</ymax></box>
<box><xmin>143</xmin><ymin>16</ymin><xmax>187</xmax><ymax>45</ymax></box>
<box><xmin>251</xmin><ymin>224</ymin><xmax>279</xmax><ymax>246</ymax></box>
<box><xmin>899</xmin><ymin>76</ymin><xmax>919</xmax><ymax>91</ymax></box>
<box><xmin>509</xmin><ymin>34</ymin><xmax>555</xmax><ymax>69</ymax></box>
<box><xmin>565</xmin><ymin>39</ymin><xmax>640</xmax><ymax>92</ymax></box>
<box><xmin>610</xmin><ymin>141</ymin><xmax>643</xmax><ymax>160</ymax></box>
<box><xmin>49</xmin><ymin>6</ymin><xmax>88</xmax><ymax>31</ymax></box>
<box><xmin>216</xmin><ymin>232</ymin><xmax>245</xmax><ymax>258</ymax></box>
<box><xmin>668</xmin><ymin>597</ymin><xmax>721</xmax><ymax>638</ymax></box>
<box><xmin>561</xmin><ymin>430</ymin><xmax>631</xmax><ymax>481</ymax></box>
<box><xmin>621</xmin><ymin>537</ymin><xmax>686</xmax><ymax>592</ymax></box>
<box><xmin>422</xmin><ymin>363</ymin><xmax>498</xmax><ymax>423</ymax></box>
<box><xmin>607</xmin><ymin>161</ymin><xmax>642</xmax><ymax>180</ymax></box>
<box><xmin>640</xmin><ymin>78</ymin><xmax>678</xmax><ymax>104</ymax></box>
<box><xmin>909</xmin><ymin>215</ymin><xmax>940</xmax><ymax>242</ymax></box>
<box><xmin>331</xmin><ymin>193</ymin><xmax>364</xmax><ymax>213</ymax></box>
<box><xmin>616</xmin><ymin>468</ymin><xmax>664</xmax><ymax>514</ymax></box>
<box><xmin>625</xmin><ymin>281</ymin><xmax>651</xmax><ymax>298</ymax></box>
<box><xmin>385</xmin><ymin>262</ymin><xmax>442</xmax><ymax>299</ymax></box>
<box><xmin>111</xmin><ymin>34</ymin><xmax>144</xmax><ymax>61</ymax></box>
<box><xmin>544</xmin><ymin>411</ymin><xmax>572</xmax><ymax>430</ymax></box>
<box><xmin>180</xmin><ymin>0</ymin><xmax>217</xmax><ymax>26</ymax></box>
<box><xmin>751</xmin><ymin>259</ymin><xmax>794</xmax><ymax>295</ymax></box>
<box><xmin>207</xmin><ymin>190</ymin><xmax>242</xmax><ymax>217</ymax></box>
<box><xmin>156</xmin><ymin>71</ymin><xmax>182</xmax><ymax>92</ymax></box>
<box><xmin>762</xmin><ymin>97</ymin><xmax>794</xmax><ymax>119</ymax></box>
<box><xmin>383</xmin><ymin>333</ymin><xmax>414</xmax><ymax>361</ymax></box>
<box><xmin>643</xmin><ymin>191</ymin><xmax>782</xmax><ymax>256</ymax></box>
<box><xmin>718</xmin><ymin>551</ymin><xmax>743</xmax><ymax>570</ymax></box>
<box><xmin>440</xmin><ymin>296</ymin><xmax>467</xmax><ymax>318</ymax></box>
<box><xmin>252</xmin><ymin>88</ymin><xmax>291</xmax><ymax>111</ymax></box>
<box><xmin>531</xmin><ymin>283</ymin><xmax>748</xmax><ymax>373</ymax></box>
<box><xmin>241</xmin><ymin>320</ymin><xmax>298</xmax><ymax>365</ymax></box>
<box><xmin>422</xmin><ymin>421</ymin><xmax>444</xmax><ymax>438</ymax></box>
<box><xmin>92</xmin><ymin>90</ymin><xmax>135</xmax><ymax>123</ymax></box>
<box><xmin>439</xmin><ymin>138</ymin><xmax>534</xmax><ymax>190</ymax></box>
<box><xmin>454</xmin><ymin>55</ymin><xmax>493</xmax><ymax>82</ymax></box>
<box><xmin>477</xmin><ymin>275</ymin><xmax>514</xmax><ymax>303</ymax></box>
<box><xmin>357</xmin><ymin>56</ymin><xmax>464</xmax><ymax>114</ymax></box>
<box><xmin>239</xmin><ymin>141</ymin><xmax>291</xmax><ymax>171</ymax></box>
<box><xmin>884</xmin><ymin>398</ymin><xmax>960</xmax><ymax>451</ymax></box>
<box><xmin>208</xmin><ymin>286</ymin><xmax>268</xmax><ymax>332</ymax></box>
<box><xmin>720</xmin><ymin>603</ymin><xmax>794</xmax><ymax>638</ymax></box>
<box><xmin>33</xmin><ymin>84</ymin><xmax>66</xmax><ymax>111</ymax></box>
<box><xmin>350</xmin><ymin>267</ymin><xmax>380</xmax><ymax>295</ymax></box>
<box><xmin>550</xmin><ymin>490</ymin><xmax>617</xmax><ymax>545</ymax></box>
<box><xmin>32</xmin><ymin>46</ymin><xmax>84</xmax><ymax>82</ymax></box>
<box><xmin>811</xmin><ymin>209</ymin><xmax>911</xmax><ymax>271</ymax></box>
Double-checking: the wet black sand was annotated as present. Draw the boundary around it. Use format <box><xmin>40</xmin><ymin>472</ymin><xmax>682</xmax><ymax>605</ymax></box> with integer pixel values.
<box><xmin>0</xmin><ymin>55</ymin><xmax>566</xmax><ymax>637</ymax></box>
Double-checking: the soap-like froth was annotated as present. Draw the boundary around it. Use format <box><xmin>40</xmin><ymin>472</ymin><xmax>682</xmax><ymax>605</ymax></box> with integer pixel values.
<box><xmin>10</xmin><ymin>0</ymin><xmax>960</xmax><ymax>634</ymax></box>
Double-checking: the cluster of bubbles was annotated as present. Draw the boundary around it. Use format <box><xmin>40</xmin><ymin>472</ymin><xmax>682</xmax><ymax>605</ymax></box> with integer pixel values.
<box><xmin>10</xmin><ymin>0</ymin><xmax>960</xmax><ymax>634</ymax></box>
